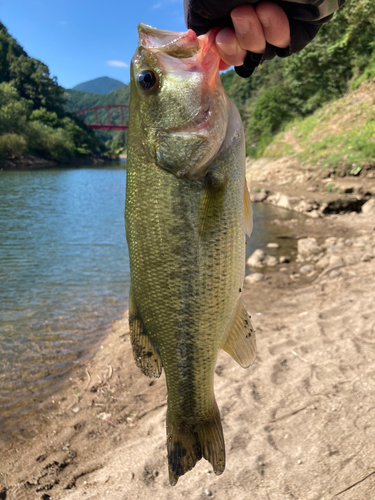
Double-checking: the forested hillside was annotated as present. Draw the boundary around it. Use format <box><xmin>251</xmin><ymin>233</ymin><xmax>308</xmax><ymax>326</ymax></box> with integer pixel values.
<box><xmin>64</xmin><ymin>85</ymin><xmax>130</xmax><ymax>153</ymax></box>
<box><xmin>221</xmin><ymin>0</ymin><xmax>375</xmax><ymax>159</ymax></box>
<box><xmin>0</xmin><ymin>22</ymin><xmax>104</xmax><ymax>165</ymax></box>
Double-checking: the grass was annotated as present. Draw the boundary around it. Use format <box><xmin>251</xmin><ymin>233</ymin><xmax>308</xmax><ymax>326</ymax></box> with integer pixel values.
<box><xmin>262</xmin><ymin>81</ymin><xmax>375</xmax><ymax>174</ymax></box>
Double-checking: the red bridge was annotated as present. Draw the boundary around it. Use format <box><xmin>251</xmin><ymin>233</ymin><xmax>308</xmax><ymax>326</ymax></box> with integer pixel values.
<box><xmin>73</xmin><ymin>105</ymin><xmax>129</xmax><ymax>130</ymax></box>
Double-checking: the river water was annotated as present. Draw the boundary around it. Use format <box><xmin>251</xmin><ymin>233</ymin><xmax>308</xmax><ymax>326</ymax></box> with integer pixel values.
<box><xmin>0</xmin><ymin>163</ymin><xmax>300</xmax><ymax>437</ymax></box>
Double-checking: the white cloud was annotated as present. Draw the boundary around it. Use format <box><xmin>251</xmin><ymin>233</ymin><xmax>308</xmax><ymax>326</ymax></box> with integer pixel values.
<box><xmin>106</xmin><ymin>60</ymin><xmax>129</xmax><ymax>68</ymax></box>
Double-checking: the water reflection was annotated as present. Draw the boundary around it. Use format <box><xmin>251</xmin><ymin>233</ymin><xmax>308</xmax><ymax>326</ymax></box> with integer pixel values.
<box><xmin>0</xmin><ymin>164</ymin><xmax>130</xmax><ymax>435</ymax></box>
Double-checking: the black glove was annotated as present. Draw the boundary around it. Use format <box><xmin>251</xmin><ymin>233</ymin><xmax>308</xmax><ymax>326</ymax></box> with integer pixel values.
<box><xmin>183</xmin><ymin>0</ymin><xmax>346</xmax><ymax>77</ymax></box>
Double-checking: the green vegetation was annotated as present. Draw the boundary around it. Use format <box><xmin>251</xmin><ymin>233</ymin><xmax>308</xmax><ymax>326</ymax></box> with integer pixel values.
<box><xmin>220</xmin><ymin>0</ymin><xmax>375</xmax><ymax>161</ymax></box>
<box><xmin>0</xmin><ymin>21</ymin><xmax>104</xmax><ymax>165</ymax></box>
<box><xmin>264</xmin><ymin>80</ymin><xmax>375</xmax><ymax>173</ymax></box>
<box><xmin>64</xmin><ymin>85</ymin><xmax>130</xmax><ymax>154</ymax></box>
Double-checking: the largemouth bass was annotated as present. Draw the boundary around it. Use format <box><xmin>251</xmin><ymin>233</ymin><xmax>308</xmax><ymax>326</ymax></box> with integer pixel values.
<box><xmin>125</xmin><ymin>23</ymin><xmax>256</xmax><ymax>486</ymax></box>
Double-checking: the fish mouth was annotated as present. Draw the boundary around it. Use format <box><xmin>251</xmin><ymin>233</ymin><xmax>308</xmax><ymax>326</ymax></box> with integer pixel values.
<box><xmin>169</xmin><ymin>105</ymin><xmax>213</xmax><ymax>134</ymax></box>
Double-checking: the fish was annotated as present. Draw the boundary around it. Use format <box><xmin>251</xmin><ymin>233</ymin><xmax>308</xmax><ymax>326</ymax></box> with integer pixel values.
<box><xmin>125</xmin><ymin>22</ymin><xmax>256</xmax><ymax>486</ymax></box>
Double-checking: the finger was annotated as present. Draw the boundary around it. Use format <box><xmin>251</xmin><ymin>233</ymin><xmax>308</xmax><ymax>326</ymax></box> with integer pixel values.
<box><xmin>255</xmin><ymin>1</ymin><xmax>290</xmax><ymax>48</ymax></box>
<box><xmin>215</xmin><ymin>27</ymin><xmax>247</xmax><ymax>68</ymax></box>
<box><xmin>231</xmin><ymin>5</ymin><xmax>266</xmax><ymax>54</ymax></box>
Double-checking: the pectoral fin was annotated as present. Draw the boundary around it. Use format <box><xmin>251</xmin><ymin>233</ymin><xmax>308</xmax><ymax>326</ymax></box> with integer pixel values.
<box><xmin>223</xmin><ymin>300</ymin><xmax>256</xmax><ymax>368</ymax></box>
<box><xmin>243</xmin><ymin>178</ymin><xmax>253</xmax><ymax>237</ymax></box>
<box><xmin>129</xmin><ymin>289</ymin><xmax>162</xmax><ymax>378</ymax></box>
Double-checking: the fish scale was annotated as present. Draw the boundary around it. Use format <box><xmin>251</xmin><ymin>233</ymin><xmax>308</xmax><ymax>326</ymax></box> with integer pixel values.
<box><xmin>125</xmin><ymin>22</ymin><xmax>256</xmax><ymax>485</ymax></box>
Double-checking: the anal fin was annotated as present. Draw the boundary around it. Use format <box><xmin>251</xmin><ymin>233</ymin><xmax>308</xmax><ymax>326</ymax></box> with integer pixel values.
<box><xmin>129</xmin><ymin>289</ymin><xmax>162</xmax><ymax>378</ymax></box>
<box><xmin>223</xmin><ymin>300</ymin><xmax>256</xmax><ymax>368</ymax></box>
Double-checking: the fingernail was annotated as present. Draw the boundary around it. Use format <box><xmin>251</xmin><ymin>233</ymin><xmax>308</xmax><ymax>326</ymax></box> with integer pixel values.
<box><xmin>257</xmin><ymin>12</ymin><xmax>270</xmax><ymax>28</ymax></box>
<box><xmin>232</xmin><ymin>17</ymin><xmax>249</xmax><ymax>35</ymax></box>
<box><xmin>216</xmin><ymin>40</ymin><xmax>238</xmax><ymax>56</ymax></box>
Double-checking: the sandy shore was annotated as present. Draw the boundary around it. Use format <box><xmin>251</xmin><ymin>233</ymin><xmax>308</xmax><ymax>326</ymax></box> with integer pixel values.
<box><xmin>1</xmin><ymin>167</ymin><xmax>375</xmax><ymax>499</ymax></box>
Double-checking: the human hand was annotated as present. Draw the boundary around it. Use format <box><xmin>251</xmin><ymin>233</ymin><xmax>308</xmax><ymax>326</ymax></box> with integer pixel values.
<box><xmin>215</xmin><ymin>1</ymin><xmax>291</xmax><ymax>70</ymax></box>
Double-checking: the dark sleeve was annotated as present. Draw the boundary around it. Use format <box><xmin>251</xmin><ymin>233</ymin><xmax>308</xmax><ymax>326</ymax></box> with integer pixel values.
<box><xmin>184</xmin><ymin>0</ymin><xmax>346</xmax><ymax>78</ymax></box>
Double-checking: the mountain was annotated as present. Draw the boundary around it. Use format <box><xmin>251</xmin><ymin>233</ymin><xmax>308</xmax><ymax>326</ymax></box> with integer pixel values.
<box><xmin>72</xmin><ymin>77</ymin><xmax>125</xmax><ymax>94</ymax></box>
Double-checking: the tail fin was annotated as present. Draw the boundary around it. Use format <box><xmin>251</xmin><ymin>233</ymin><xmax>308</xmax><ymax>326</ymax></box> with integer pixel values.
<box><xmin>166</xmin><ymin>401</ymin><xmax>225</xmax><ymax>486</ymax></box>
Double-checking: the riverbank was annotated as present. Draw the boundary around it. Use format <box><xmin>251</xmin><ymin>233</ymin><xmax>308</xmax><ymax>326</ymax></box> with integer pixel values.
<box><xmin>1</xmin><ymin>154</ymin><xmax>121</xmax><ymax>171</ymax></box>
<box><xmin>1</xmin><ymin>165</ymin><xmax>375</xmax><ymax>499</ymax></box>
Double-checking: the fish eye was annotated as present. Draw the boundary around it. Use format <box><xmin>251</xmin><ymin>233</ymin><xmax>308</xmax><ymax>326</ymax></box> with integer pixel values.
<box><xmin>137</xmin><ymin>70</ymin><xmax>158</xmax><ymax>91</ymax></box>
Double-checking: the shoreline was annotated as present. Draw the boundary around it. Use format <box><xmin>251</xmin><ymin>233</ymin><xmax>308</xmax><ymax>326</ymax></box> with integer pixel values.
<box><xmin>1</xmin><ymin>161</ymin><xmax>375</xmax><ymax>499</ymax></box>
<box><xmin>1</xmin><ymin>154</ymin><xmax>122</xmax><ymax>171</ymax></box>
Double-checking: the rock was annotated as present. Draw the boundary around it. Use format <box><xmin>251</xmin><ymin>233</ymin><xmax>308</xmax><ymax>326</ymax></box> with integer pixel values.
<box><xmin>299</xmin><ymin>265</ymin><xmax>314</xmax><ymax>274</ymax></box>
<box><xmin>245</xmin><ymin>273</ymin><xmax>264</xmax><ymax>284</ymax></box>
<box><xmin>344</xmin><ymin>254</ymin><xmax>360</xmax><ymax>265</ymax></box>
<box><xmin>279</xmin><ymin>267</ymin><xmax>288</xmax><ymax>272</ymax></box>
<box><xmin>329</xmin><ymin>269</ymin><xmax>341</xmax><ymax>278</ymax></box>
<box><xmin>308</xmin><ymin>210</ymin><xmax>321</xmax><ymax>219</ymax></box>
<box><xmin>246</xmin><ymin>249</ymin><xmax>265</xmax><ymax>267</ymax></box>
<box><xmin>251</xmin><ymin>189</ymin><xmax>268</xmax><ymax>202</ymax></box>
<box><xmin>298</xmin><ymin>237</ymin><xmax>321</xmax><ymax>257</ymax></box>
<box><xmin>98</xmin><ymin>412</ymin><xmax>112</xmax><ymax>421</ymax></box>
<box><xmin>267</xmin><ymin>192</ymin><xmax>292</xmax><ymax>210</ymax></box>
<box><xmin>315</xmin><ymin>254</ymin><xmax>330</xmax><ymax>270</ymax></box>
<box><xmin>295</xmin><ymin>200</ymin><xmax>313</xmax><ymax>213</ymax></box>
<box><xmin>263</xmin><ymin>255</ymin><xmax>278</xmax><ymax>267</ymax></box>
<box><xmin>72</xmin><ymin>407</ymin><xmax>80</xmax><ymax>414</ymax></box>
<box><xmin>267</xmin><ymin>242</ymin><xmax>279</xmax><ymax>249</ymax></box>
<box><xmin>323</xmin><ymin>237</ymin><xmax>337</xmax><ymax>248</ymax></box>
<box><xmin>205</xmin><ymin>490</ymin><xmax>213</xmax><ymax>497</ymax></box>
<box><xmin>362</xmin><ymin>198</ymin><xmax>375</xmax><ymax>215</ymax></box>
<box><xmin>279</xmin><ymin>256</ymin><xmax>290</xmax><ymax>264</ymax></box>
<box><xmin>362</xmin><ymin>254</ymin><xmax>373</xmax><ymax>262</ymax></box>
<box><xmin>328</xmin><ymin>255</ymin><xmax>345</xmax><ymax>268</ymax></box>
<box><xmin>353</xmin><ymin>238</ymin><xmax>366</xmax><ymax>248</ymax></box>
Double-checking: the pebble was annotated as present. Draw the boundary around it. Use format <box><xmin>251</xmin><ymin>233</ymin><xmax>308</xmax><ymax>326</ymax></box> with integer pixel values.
<box><xmin>205</xmin><ymin>490</ymin><xmax>213</xmax><ymax>497</ymax></box>
<box><xmin>315</xmin><ymin>254</ymin><xmax>330</xmax><ymax>270</ymax></box>
<box><xmin>328</xmin><ymin>255</ymin><xmax>345</xmax><ymax>269</ymax></box>
<box><xmin>263</xmin><ymin>255</ymin><xmax>278</xmax><ymax>267</ymax></box>
<box><xmin>98</xmin><ymin>412</ymin><xmax>112</xmax><ymax>421</ymax></box>
<box><xmin>279</xmin><ymin>256</ymin><xmax>290</xmax><ymax>264</ymax></box>
<box><xmin>267</xmin><ymin>242</ymin><xmax>279</xmax><ymax>249</ymax></box>
<box><xmin>245</xmin><ymin>273</ymin><xmax>264</xmax><ymax>284</ymax></box>
<box><xmin>251</xmin><ymin>189</ymin><xmax>268</xmax><ymax>202</ymax></box>
<box><xmin>298</xmin><ymin>237</ymin><xmax>321</xmax><ymax>256</ymax></box>
<box><xmin>72</xmin><ymin>407</ymin><xmax>80</xmax><ymax>414</ymax></box>
<box><xmin>362</xmin><ymin>254</ymin><xmax>373</xmax><ymax>262</ymax></box>
<box><xmin>329</xmin><ymin>270</ymin><xmax>341</xmax><ymax>278</ymax></box>
<box><xmin>307</xmin><ymin>210</ymin><xmax>321</xmax><ymax>219</ymax></box>
<box><xmin>300</xmin><ymin>265</ymin><xmax>314</xmax><ymax>274</ymax></box>
<box><xmin>362</xmin><ymin>197</ymin><xmax>375</xmax><ymax>215</ymax></box>
<box><xmin>246</xmin><ymin>249</ymin><xmax>265</xmax><ymax>268</ymax></box>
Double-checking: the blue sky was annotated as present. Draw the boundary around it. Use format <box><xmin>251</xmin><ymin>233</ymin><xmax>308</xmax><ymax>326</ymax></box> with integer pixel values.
<box><xmin>1</xmin><ymin>0</ymin><xmax>186</xmax><ymax>88</ymax></box>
